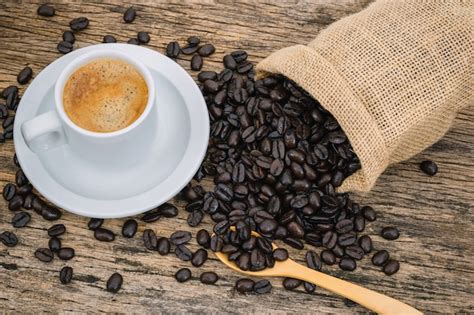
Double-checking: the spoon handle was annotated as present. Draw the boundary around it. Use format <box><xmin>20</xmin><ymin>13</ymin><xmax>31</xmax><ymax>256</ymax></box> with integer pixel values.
<box><xmin>283</xmin><ymin>260</ymin><xmax>422</xmax><ymax>315</ymax></box>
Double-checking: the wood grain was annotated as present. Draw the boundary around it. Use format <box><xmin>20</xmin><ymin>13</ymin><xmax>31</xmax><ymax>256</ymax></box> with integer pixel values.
<box><xmin>0</xmin><ymin>0</ymin><xmax>473</xmax><ymax>313</ymax></box>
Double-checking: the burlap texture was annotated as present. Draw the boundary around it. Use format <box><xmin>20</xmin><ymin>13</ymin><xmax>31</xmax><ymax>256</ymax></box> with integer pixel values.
<box><xmin>257</xmin><ymin>0</ymin><xmax>473</xmax><ymax>192</ymax></box>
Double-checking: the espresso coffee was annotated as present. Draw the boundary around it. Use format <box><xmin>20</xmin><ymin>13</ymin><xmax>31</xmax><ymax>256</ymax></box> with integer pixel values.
<box><xmin>63</xmin><ymin>59</ymin><xmax>148</xmax><ymax>133</ymax></box>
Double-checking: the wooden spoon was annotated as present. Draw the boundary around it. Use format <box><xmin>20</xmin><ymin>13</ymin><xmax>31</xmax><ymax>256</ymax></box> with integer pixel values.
<box><xmin>214</xmin><ymin>231</ymin><xmax>422</xmax><ymax>315</ymax></box>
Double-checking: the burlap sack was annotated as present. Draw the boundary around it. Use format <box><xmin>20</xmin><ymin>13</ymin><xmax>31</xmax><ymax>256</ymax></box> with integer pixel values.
<box><xmin>257</xmin><ymin>0</ymin><xmax>473</xmax><ymax>192</ymax></box>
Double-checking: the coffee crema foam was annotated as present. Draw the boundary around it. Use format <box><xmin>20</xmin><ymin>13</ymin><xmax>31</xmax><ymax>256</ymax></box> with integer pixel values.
<box><xmin>63</xmin><ymin>59</ymin><xmax>148</xmax><ymax>133</ymax></box>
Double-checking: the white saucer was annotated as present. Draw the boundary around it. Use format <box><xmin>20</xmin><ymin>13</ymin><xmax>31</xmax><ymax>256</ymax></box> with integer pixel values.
<box><xmin>14</xmin><ymin>44</ymin><xmax>209</xmax><ymax>218</ymax></box>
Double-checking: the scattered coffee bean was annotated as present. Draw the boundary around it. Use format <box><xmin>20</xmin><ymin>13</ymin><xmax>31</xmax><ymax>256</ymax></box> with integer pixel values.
<box><xmin>234</xmin><ymin>278</ymin><xmax>254</xmax><ymax>293</ymax></box>
<box><xmin>170</xmin><ymin>231</ymin><xmax>192</xmax><ymax>245</ymax></box>
<box><xmin>63</xmin><ymin>31</ymin><xmax>75</xmax><ymax>44</ymax></box>
<box><xmin>158</xmin><ymin>203</ymin><xmax>179</xmax><ymax>218</ymax></box>
<box><xmin>191</xmin><ymin>54</ymin><xmax>203</xmax><ymax>71</ymax></box>
<box><xmin>210</xmin><ymin>235</ymin><xmax>224</xmax><ymax>252</ymax></box>
<box><xmin>383</xmin><ymin>259</ymin><xmax>400</xmax><ymax>275</ymax></box>
<box><xmin>58</xmin><ymin>247</ymin><xmax>75</xmax><ymax>260</ymax></box>
<box><xmin>143</xmin><ymin>229</ymin><xmax>158</xmax><ymax>250</ymax></box>
<box><xmin>197</xmin><ymin>229</ymin><xmax>211</xmax><ymax>248</ymax></box>
<box><xmin>17</xmin><ymin>184</ymin><xmax>32</xmax><ymax>195</ymax></box>
<box><xmin>141</xmin><ymin>208</ymin><xmax>161</xmax><ymax>223</ymax></box>
<box><xmin>253</xmin><ymin>279</ymin><xmax>272</xmax><ymax>294</ymax></box>
<box><xmin>166</xmin><ymin>41</ymin><xmax>180</xmax><ymax>58</ymax></box>
<box><xmin>157</xmin><ymin>237</ymin><xmax>171</xmax><ymax>255</ymax></box>
<box><xmin>37</xmin><ymin>4</ymin><xmax>55</xmax><ymax>17</ymax></box>
<box><xmin>8</xmin><ymin>195</ymin><xmax>24</xmax><ymax>211</ymax></box>
<box><xmin>2</xmin><ymin>85</ymin><xmax>18</xmax><ymax>99</ymax></box>
<box><xmin>200</xmin><ymin>271</ymin><xmax>218</xmax><ymax>284</ymax></box>
<box><xmin>32</xmin><ymin>197</ymin><xmax>44</xmax><ymax>214</ymax></box>
<box><xmin>381</xmin><ymin>227</ymin><xmax>399</xmax><ymax>240</ymax></box>
<box><xmin>223</xmin><ymin>55</ymin><xmax>237</xmax><ymax>70</ymax></box>
<box><xmin>106</xmin><ymin>273</ymin><xmax>123</xmax><ymax>293</ymax></box>
<box><xmin>283</xmin><ymin>278</ymin><xmax>302</xmax><ymax>290</ymax></box>
<box><xmin>420</xmin><ymin>160</ymin><xmax>438</xmax><ymax>176</ymax></box>
<box><xmin>94</xmin><ymin>228</ymin><xmax>115</xmax><ymax>242</ymax></box>
<box><xmin>272</xmin><ymin>248</ymin><xmax>288</xmax><ymax>261</ymax></box>
<box><xmin>88</xmin><ymin>218</ymin><xmax>104</xmax><ymax>230</ymax></box>
<box><xmin>3</xmin><ymin>183</ymin><xmax>16</xmax><ymax>201</ymax></box>
<box><xmin>321</xmin><ymin>250</ymin><xmax>336</xmax><ymax>265</ymax></box>
<box><xmin>359</xmin><ymin>235</ymin><xmax>372</xmax><ymax>253</ymax></box>
<box><xmin>123</xmin><ymin>7</ymin><xmax>136</xmax><ymax>23</ymax></box>
<box><xmin>372</xmin><ymin>250</ymin><xmax>390</xmax><ymax>266</ymax></box>
<box><xmin>0</xmin><ymin>231</ymin><xmax>18</xmax><ymax>247</ymax></box>
<box><xmin>304</xmin><ymin>282</ymin><xmax>316</xmax><ymax>294</ymax></box>
<box><xmin>122</xmin><ymin>219</ymin><xmax>138</xmax><ymax>238</ymax></box>
<box><xmin>103</xmin><ymin>35</ymin><xmax>117</xmax><ymax>43</ymax></box>
<box><xmin>137</xmin><ymin>31</ymin><xmax>150</xmax><ymax>44</ymax></box>
<box><xmin>69</xmin><ymin>17</ymin><xmax>89</xmax><ymax>31</ymax></box>
<box><xmin>35</xmin><ymin>248</ymin><xmax>54</xmax><ymax>262</ymax></box>
<box><xmin>181</xmin><ymin>45</ymin><xmax>199</xmax><ymax>55</ymax></box>
<box><xmin>17</xmin><ymin>67</ymin><xmax>33</xmax><ymax>85</ymax></box>
<box><xmin>175</xmin><ymin>245</ymin><xmax>193</xmax><ymax>261</ymax></box>
<box><xmin>175</xmin><ymin>268</ymin><xmax>192</xmax><ymax>282</ymax></box>
<box><xmin>198</xmin><ymin>44</ymin><xmax>215</xmax><ymax>57</ymax></box>
<box><xmin>60</xmin><ymin>266</ymin><xmax>73</xmax><ymax>284</ymax></box>
<box><xmin>306</xmin><ymin>250</ymin><xmax>322</xmax><ymax>271</ymax></box>
<box><xmin>57</xmin><ymin>41</ymin><xmax>73</xmax><ymax>54</ymax></box>
<box><xmin>191</xmin><ymin>248</ymin><xmax>208</xmax><ymax>267</ymax></box>
<box><xmin>362</xmin><ymin>206</ymin><xmax>376</xmax><ymax>221</ymax></box>
<box><xmin>48</xmin><ymin>224</ymin><xmax>66</xmax><ymax>237</ymax></box>
<box><xmin>187</xmin><ymin>210</ymin><xmax>204</xmax><ymax>227</ymax></box>
<box><xmin>127</xmin><ymin>38</ymin><xmax>139</xmax><ymax>45</ymax></box>
<box><xmin>0</xmin><ymin>105</ymin><xmax>8</xmax><ymax>119</ymax></box>
<box><xmin>16</xmin><ymin>169</ymin><xmax>28</xmax><ymax>186</ymax></box>
<box><xmin>187</xmin><ymin>36</ymin><xmax>200</xmax><ymax>46</ymax></box>
<box><xmin>41</xmin><ymin>206</ymin><xmax>62</xmax><ymax>221</ymax></box>
<box><xmin>49</xmin><ymin>237</ymin><xmax>61</xmax><ymax>252</ymax></box>
<box><xmin>339</xmin><ymin>257</ymin><xmax>357</xmax><ymax>271</ymax></box>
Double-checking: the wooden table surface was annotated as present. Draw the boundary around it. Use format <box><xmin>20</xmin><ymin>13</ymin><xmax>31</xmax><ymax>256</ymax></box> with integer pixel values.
<box><xmin>0</xmin><ymin>1</ymin><xmax>473</xmax><ymax>313</ymax></box>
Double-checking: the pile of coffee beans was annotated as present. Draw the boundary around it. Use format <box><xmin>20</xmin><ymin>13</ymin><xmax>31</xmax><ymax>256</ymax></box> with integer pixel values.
<box><xmin>1</xmin><ymin>2</ymin><xmax>439</xmax><ymax>300</ymax></box>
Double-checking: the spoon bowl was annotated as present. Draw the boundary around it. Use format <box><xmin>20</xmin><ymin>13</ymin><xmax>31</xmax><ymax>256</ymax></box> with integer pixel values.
<box><xmin>214</xmin><ymin>230</ymin><xmax>422</xmax><ymax>315</ymax></box>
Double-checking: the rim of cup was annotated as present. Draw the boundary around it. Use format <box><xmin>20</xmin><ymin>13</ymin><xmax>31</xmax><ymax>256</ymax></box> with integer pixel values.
<box><xmin>54</xmin><ymin>49</ymin><xmax>156</xmax><ymax>138</ymax></box>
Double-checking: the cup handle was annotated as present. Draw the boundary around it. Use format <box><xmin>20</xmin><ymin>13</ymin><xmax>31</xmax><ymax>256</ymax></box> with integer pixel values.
<box><xmin>21</xmin><ymin>111</ymin><xmax>68</xmax><ymax>153</ymax></box>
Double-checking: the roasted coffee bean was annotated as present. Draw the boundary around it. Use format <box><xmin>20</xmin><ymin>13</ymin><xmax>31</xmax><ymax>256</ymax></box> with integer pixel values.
<box><xmin>166</xmin><ymin>41</ymin><xmax>180</xmax><ymax>58</ymax></box>
<box><xmin>11</xmin><ymin>211</ymin><xmax>30</xmax><ymax>228</ymax></box>
<box><xmin>338</xmin><ymin>232</ymin><xmax>357</xmax><ymax>246</ymax></box>
<box><xmin>2</xmin><ymin>85</ymin><xmax>18</xmax><ymax>99</ymax></box>
<box><xmin>8</xmin><ymin>195</ymin><xmax>24</xmax><ymax>211</ymax></box>
<box><xmin>353</xmin><ymin>214</ymin><xmax>365</xmax><ymax>232</ymax></box>
<box><xmin>254</xmin><ymin>279</ymin><xmax>272</xmax><ymax>294</ymax></box>
<box><xmin>143</xmin><ymin>229</ymin><xmax>158</xmax><ymax>250</ymax></box>
<box><xmin>32</xmin><ymin>197</ymin><xmax>44</xmax><ymax>214</ymax></box>
<box><xmin>123</xmin><ymin>7</ymin><xmax>136</xmax><ymax>23</ymax></box>
<box><xmin>362</xmin><ymin>206</ymin><xmax>376</xmax><ymax>221</ymax></box>
<box><xmin>94</xmin><ymin>228</ymin><xmax>115</xmax><ymax>242</ymax></box>
<box><xmin>191</xmin><ymin>248</ymin><xmax>208</xmax><ymax>267</ymax></box>
<box><xmin>60</xmin><ymin>266</ymin><xmax>73</xmax><ymax>284</ymax></box>
<box><xmin>181</xmin><ymin>45</ymin><xmax>199</xmax><ymax>55</ymax></box>
<box><xmin>153</xmin><ymin>237</ymin><xmax>169</xmax><ymax>255</ymax></box>
<box><xmin>306</xmin><ymin>250</ymin><xmax>322</xmax><ymax>271</ymax></box>
<box><xmin>372</xmin><ymin>250</ymin><xmax>390</xmax><ymax>266</ymax></box>
<box><xmin>287</xmin><ymin>221</ymin><xmax>305</xmax><ymax>238</ymax></box>
<box><xmin>339</xmin><ymin>257</ymin><xmax>357</xmax><ymax>271</ymax></box>
<box><xmin>0</xmin><ymin>105</ymin><xmax>8</xmax><ymax>119</ymax></box>
<box><xmin>198</xmin><ymin>44</ymin><xmax>215</xmax><ymax>57</ymax></box>
<box><xmin>200</xmin><ymin>271</ymin><xmax>218</xmax><ymax>284</ymax></box>
<box><xmin>127</xmin><ymin>38</ymin><xmax>139</xmax><ymax>45</ymax></box>
<box><xmin>210</xmin><ymin>235</ymin><xmax>224</xmax><ymax>252</ymax></box>
<box><xmin>58</xmin><ymin>247</ymin><xmax>75</xmax><ymax>260</ymax></box>
<box><xmin>16</xmin><ymin>170</ymin><xmax>28</xmax><ymax>186</ymax></box>
<box><xmin>3</xmin><ymin>116</ymin><xmax>14</xmax><ymax>129</ymax></box>
<box><xmin>322</xmin><ymin>231</ymin><xmax>338</xmax><ymax>249</ymax></box>
<box><xmin>272</xmin><ymin>248</ymin><xmax>288</xmax><ymax>261</ymax></box>
<box><xmin>137</xmin><ymin>31</ymin><xmax>150</xmax><ymax>44</ymax></box>
<box><xmin>237</xmin><ymin>62</ymin><xmax>253</xmax><ymax>74</ymax></box>
<box><xmin>37</xmin><ymin>4</ymin><xmax>55</xmax><ymax>17</ymax></box>
<box><xmin>283</xmin><ymin>237</ymin><xmax>304</xmax><ymax>250</ymax></box>
<box><xmin>235</xmin><ymin>278</ymin><xmax>255</xmax><ymax>293</ymax></box>
<box><xmin>17</xmin><ymin>67</ymin><xmax>33</xmax><ymax>85</ymax></box>
<box><xmin>170</xmin><ymin>231</ymin><xmax>192</xmax><ymax>245</ymax></box>
<box><xmin>335</xmin><ymin>219</ymin><xmax>353</xmax><ymax>234</ymax></box>
<box><xmin>42</xmin><ymin>206</ymin><xmax>61</xmax><ymax>221</ymax></box>
<box><xmin>35</xmin><ymin>248</ymin><xmax>53</xmax><ymax>262</ymax></box>
<box><xmin>17</xmin><ymin>184</ymin><xmax>32</xmax><ymax>195</ymax></box>
<box><xmin>103</xmin><ymin>35</ymin><xmax>117</xmax><ymax>43</ymax></box>
<box><xmin>49</xmin><ymin>237</ymin><xmax>61</xmax><ymax>252</ymax></box>
<box><xmin>122</xmin><ymin>219</ymin><xmax>138</xmax><ymax>238</ymax></box>
<box><xmin>88</xmin><ymin>218</ymin><xmax>103</xmax><ymax>230</ymax></box>
<box><xmin>345</xmin><ymin>245</ymin><xmax>364</xmax><ymax>260</ymax></box>
<box><xmin>304</xmin><ymin>282</ymin><xmax>316</xmax><ymax>294</ymax></box>
<box><xmin>141</xmin><ymin>208</ymin><xmax>161</xmax><ymax>223</ymax></box>
<box><xmin>381</xmin><ymin>226</ymin><xmax>399</xmax><ymax>240</ymax></box>
<box><xmin>283</xmin><ymin>278</ymin><xmax>302</xmax><ymax>290</ymax></box>
<box><xmin>332</xmin><ymin>244</ymin><xmax>344</xmax><ymax>258</ymax></box>
<box><xmin>63</xmin><ymin>31</ymin><xmax>75</xmax><ymax>44</ymax></box>
<box><xmin>69</xmin><ymin>17</ymin><xmax>89</xmax><ymax>31</ymax></box>
<box><xmin>420</xmin><ymin>160</ymin><xmax>437</xmax><ymax>176</ymax></box>
<box><xmin>197</xmin><ymin>229</ymin><xmax>211</xmax><ymax>248</ymax></box>
<box><xmin>57</xmin><ymin>41</ymin><xmax>73</xmax><ymax>54</ymax></box>
<box><xmin>198</xmin><ymin>71</ymin><xmax>217</xmax><ymax>82</ymax></box>
<box><xmin>187</xmin><ymin>36</ymin><xmax>200</xmax><ymax>46</ymax></box>
<box><xmin>191</xmin><ymin>54</ymin><xmax>203</xmax><ymax>71</ymax></box>
<box><xmin>3</xmin><ymin>183</ymin><xmax>16</xmax><ymax>201</ymax></box>
<box><xmin>383</xmin><ymin>259</ymin><xmax>400</xmax><ymax>275</ymax></box>
<box><xmin>258</xmin><ymin>219</ymin><xmax>278</xmax><ymax>234</ymax></box>
<box><xmin>321</xmin><ymin>250</ymin><xmax>336</xmax><ymax>265</ymax></box>
<box><xmin>223</xmin><ymin>55</ymin><xmax>237</xmax><ymax>70</ymax></box>
<box><xmin>359</xmin><ymin>235</ymin><xmax>372</xmax><ymax>253</ymax></box>
<box><xmin>175</xmin><ymin>268</ymin><xmax>192</xmax><ymax>282</ymax></box>
<box><xmin>0</xmin><ymin>231</ymin><xmax>18</xmax><ymax>247</ymax></box>
<box><xmin>187</xmin><ymin>210</ymin><xmax>204</xmax><ymax>227</ymax></box>
<box><xmin>175</xmin><ymin>245</ymin><xmax>193</xmax><ymax>261</ymax></box>
<box><xmin>231</xmin><ymin>50</ymin><xmax>248</xmax><ymax>63</ymax></box>
<box><xmin>106</xmin><ymin>273</ymin><xmax>123</xmax><ymax>293</ymax></box>
<box><xmin>48</xmin><ymin>224</ymin><xmax>66</xmax><ymax>237</ymax></box>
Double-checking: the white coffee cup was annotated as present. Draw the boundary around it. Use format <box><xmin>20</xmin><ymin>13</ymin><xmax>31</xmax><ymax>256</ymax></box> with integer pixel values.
<box><xmin>21</xmin><ymin>50</ymin><xmax>156</xmax><ymax>164</ymax></box>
